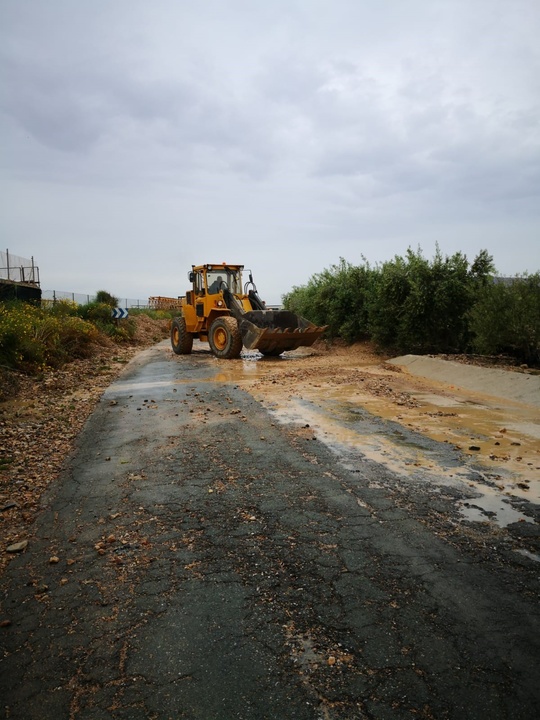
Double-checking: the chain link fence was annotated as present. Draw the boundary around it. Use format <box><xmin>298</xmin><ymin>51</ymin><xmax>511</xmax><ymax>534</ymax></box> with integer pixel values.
<box><xmin>41</xmin><ymin>290</ymin><xmax>149</xmax><ymax>308</ymax></box>
<box><xmin>0</xmin><ymin>249</ymin><xmax>40</xmax><ymax>285</ymax></box>
<box><xmin>3</xmin><ymin>249</ymin><xmax>149</xmax><ymax>307</ymax></box>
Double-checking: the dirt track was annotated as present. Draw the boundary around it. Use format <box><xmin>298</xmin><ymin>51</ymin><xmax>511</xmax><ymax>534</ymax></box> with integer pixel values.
<box><xmin>1</xmin><ymin>340</ymin><xmax>539</xmax><ymax>719</ymax></box>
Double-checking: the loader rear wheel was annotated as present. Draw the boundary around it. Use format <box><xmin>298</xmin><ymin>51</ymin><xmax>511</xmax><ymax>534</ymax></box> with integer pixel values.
<box><xmin>209</xmin><ymin>317</ymin><xmax>242</xmax><ymax>359</ymax></box>
<box><xmin>171</xmin><ymin>317</ymin><xmax>193</xmax><ymax>355</ymax></box>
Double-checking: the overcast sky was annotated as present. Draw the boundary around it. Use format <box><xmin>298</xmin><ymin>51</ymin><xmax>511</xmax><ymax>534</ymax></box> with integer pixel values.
<box><xmin>1</xmin><ymin>0</ymin><xmax>539</xmax><ymax>304</ymax></box>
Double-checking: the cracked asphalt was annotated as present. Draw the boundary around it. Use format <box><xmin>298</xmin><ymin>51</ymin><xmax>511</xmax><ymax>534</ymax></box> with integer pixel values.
<box><xmin>1</xmin><ymin>343</ymin><xmax>539</xmax><ymax>719</ymax></box>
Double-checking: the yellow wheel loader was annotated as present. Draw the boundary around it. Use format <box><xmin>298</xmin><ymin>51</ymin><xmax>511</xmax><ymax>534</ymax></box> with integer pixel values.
<box><xmin>171</xmin><ymin>263</ymin><xmax>326</xmax><ymax>359</ymax></box>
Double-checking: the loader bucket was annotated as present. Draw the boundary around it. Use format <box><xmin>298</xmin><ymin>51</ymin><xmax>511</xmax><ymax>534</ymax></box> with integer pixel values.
<box><xmin>239</xmin><ymin>310</ymin><xmax>327</xmax><ymax>354</ymax></box>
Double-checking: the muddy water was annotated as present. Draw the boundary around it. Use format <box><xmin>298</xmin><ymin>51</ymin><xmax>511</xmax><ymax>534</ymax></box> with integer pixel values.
<box><xmin>199</xmin><ymin>346</ymin><xmax>540</xmax><ymax>531</ymax></box>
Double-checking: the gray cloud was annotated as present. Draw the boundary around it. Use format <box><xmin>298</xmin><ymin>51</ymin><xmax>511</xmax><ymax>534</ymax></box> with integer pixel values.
<box><xmin>1</xmin><ymin>0</ymin><xmax>539</xmax><ymax>302</ymax></box>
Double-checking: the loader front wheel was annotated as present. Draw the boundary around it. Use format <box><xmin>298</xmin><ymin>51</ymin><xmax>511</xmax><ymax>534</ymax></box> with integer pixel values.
<box><xmin>171</xmin><ymin>317</ymin><xmax>193</xmax><ymax>355</ymax></box>
<box><xmin>209</xmin><ymin>317</ymin><xmax>243</xmax><ymax>359</ymax></box>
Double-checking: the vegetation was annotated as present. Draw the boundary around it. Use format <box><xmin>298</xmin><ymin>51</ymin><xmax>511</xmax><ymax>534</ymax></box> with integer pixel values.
<box><xmin>129</xmin><ymin>307</ymin><xmax>176</xmax><ymax>321</ymax></box>
<box><xmin>284</xmin><ymin>258</ymin><xmax>375</xmax><ymax>343</ymax></box>
<box><xmin>0</xmin><ymin>300</ymin><xmax>99</xmax><ymax>371</ymax></box>
<box><xmin>469</xmin><ymin>274</ymin><xmax>540</xmax><ymax>366</ymax></box>
<box><xmin>94</xmin><ymin>289</ymin><xmax>118</xmax><ymax>307</ymax></box>
<box><xmin>283</xmin><ymin>248</ymin><xmax>539</xmax><ymax>366</ymax></box>
<box><xmin>0</xmin><ymin>293</ymin><xmax>167</xmax><ymax>373</ymax></box>
<box><xmin>3</xmin><ymin>260</ymin><xmax>539</xmax><ymax>375</ymax></box>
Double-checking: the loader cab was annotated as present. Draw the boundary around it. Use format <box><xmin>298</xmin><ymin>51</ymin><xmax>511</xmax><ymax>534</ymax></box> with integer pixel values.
<box><xmin>205</xmin><ymin>267</ymin><xmax>242</xmax><ymax>295</ymax></box>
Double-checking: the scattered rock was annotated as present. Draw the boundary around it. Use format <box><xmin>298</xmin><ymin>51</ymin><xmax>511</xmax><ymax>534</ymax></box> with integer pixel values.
<box><xmin>6</xmin><ymin>540</ymin><xmax>28</xmax><ymax>553</ymax></box>
<box><xmin>1</xmin><ymin>500</ymin><xmax>19</xmax><ymax>512</ymax></box>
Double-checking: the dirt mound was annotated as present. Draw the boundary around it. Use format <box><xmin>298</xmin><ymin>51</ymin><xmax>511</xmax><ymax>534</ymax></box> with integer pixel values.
<box><xmin>132</xmin><ymin>314</ymin><xmax>170</xmax><ymax>344</ymax></box>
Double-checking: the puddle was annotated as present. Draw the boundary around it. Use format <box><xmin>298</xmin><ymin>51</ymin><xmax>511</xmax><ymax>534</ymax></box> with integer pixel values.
<box><xmin>458</xmin><ymin>485</ymin><xmax>534</xmax><ymax>527</ymax></box>
<box><xmin>515</xmin><ymin>548</ymin><xmax>540</xmax><ymax>563</ymax></box>
<box><xmin>212</xmin><ymin>360</ymin><xmax>264</xmax><ymax>383</ymax></box>
<box><xmin>268</xmin><ymin>397</ymin><xmax>471</xmax><ymax>482</ymax></box>
<box><xmin>104</xmin><ymin>379</ymin><xmax>174</xmax><ymax>394</ymax></box>
<box><xmin>322</xmin><ymin>385</ymin><xmax>540</xmax><ymax>493</ymax></box>
<box><xmin>181</xmin><ymin>347</ymin><xmax>312</xmax><ymax>385</ymax></box>
<box><xmin>262</xmin><ymin>395</ymin><xmax>538</xmax><ymax>529</ymax></box>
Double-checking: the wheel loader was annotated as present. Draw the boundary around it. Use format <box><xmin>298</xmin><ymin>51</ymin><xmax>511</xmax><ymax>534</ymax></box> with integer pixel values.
<box><xmin>170</xmin><ymin>263</ymin><xmax>326</xmax><ymax>359</ymax></box>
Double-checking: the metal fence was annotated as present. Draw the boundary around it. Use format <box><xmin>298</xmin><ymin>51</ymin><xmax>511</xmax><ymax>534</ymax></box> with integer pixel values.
<box><xmin>0</xmin><ymin>249</ymin><xmax>40</xmax><ymax>285</ymax></box>
<box><xmin>1</xmin><ymin>250</ymin><xmax>149</xmax><ymax>307</ymax></box>
<box><xmin>41</xmin><ymin>290</ymin><xmax>148</xmax><ymax>308</ymax></box>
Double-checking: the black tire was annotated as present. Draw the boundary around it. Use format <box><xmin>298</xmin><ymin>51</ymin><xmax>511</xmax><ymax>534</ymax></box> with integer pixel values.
<box><xmin>171</xmin><ymin>317</ymin><xmax>193</xmax><ymax>355</ymax></box>
<box><xmin>208</xmin><ymin>317</ymin><xmax>243</xmax><ymax>359</ymax></box>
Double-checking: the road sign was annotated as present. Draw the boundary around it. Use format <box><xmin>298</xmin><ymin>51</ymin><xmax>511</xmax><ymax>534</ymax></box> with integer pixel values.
<box><xmin>111</xmin><ymin>308</ymin><xmax>129</xmax><ymax>319</ymax></box>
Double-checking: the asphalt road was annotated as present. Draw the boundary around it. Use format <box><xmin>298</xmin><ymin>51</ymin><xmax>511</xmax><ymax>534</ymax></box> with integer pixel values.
<box><xmin>1</xmin><ymin>344</ymin><xmax>539</xmax><ymax>720</ymax></box>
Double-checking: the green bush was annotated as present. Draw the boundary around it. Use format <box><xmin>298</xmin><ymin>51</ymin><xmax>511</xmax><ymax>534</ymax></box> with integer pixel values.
<box><xmin>47</xmin><ymin>298</ymin><xmax>80</xmax><ymax>317</ymax></box>
<box><xmin>0</xmin><ymin>296</ymin><xmax>167</xmax><ymax>374</ymax></box>
<box><xmin>470</xmin><ymin>274</ymin><xmax>540</xmax><ymax>365</ymax></box>
<box><xmin>283</xmin><ymin>258</ymin><xmax>376</xmax><ymax>341</ymax></box>
<box><xmin>281</xmin><ymin>247</ymin><xmax>540</xmax><ymax>365</ymax></box>
<box><xmin>0</xmin><ymin>301</ymin><xmax>42</xmax><ymax>368</ymax></box>
<box><xmin>94</xmin><ymin>289</ymin><xmax>118</xmax><ymax>307</ymax></box>
<box><xmin>0</xmin><ymin>301</ymin><xmax>100</xmax><ymax>370</ymax></box>
<box><xmin>130</xmin><ymin>308</ymin><xmax>175</xmax><ymax>321</ymax></box>
<box><xmin>76</xmin><ymin>301</ymin><xmax>138</xmax><ymax>340</ymax></box>
<box><xmin>76</xmin><ymin>301</ymin><xmax>138</xmax><ymax>342</ymax></box>
<box><xmin>77</xmin><ymin>301</ymin><xmax>113</xmax><ymax>323</ymax></box>
<box><xmin>370</xmin><ymin>247</ymin><xmax>492</xmax><ymax>353</ymax></box>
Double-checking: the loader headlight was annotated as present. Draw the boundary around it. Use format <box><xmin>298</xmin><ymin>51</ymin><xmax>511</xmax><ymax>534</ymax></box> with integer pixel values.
<box><xmin>217</xmin><ymin>300</ymin><xmax>224</xmax><ymax>307</ymax></box>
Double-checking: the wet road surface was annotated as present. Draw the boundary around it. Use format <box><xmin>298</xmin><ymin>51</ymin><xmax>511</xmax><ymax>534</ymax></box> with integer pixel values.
<box><xmin>1</xmin><ymin>343</ymin><xmax>539</xmax><ymax>719</ymax></box>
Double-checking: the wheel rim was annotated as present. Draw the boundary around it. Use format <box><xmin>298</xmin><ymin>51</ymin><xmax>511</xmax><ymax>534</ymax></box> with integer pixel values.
<box><xmin>173</xmin><ymin>327</ymin><xmax>180</xmax><ymax>345</ymax></box>
<box><xmin>213</xmin><ymin>326</ymin><xmax>228</xmax><ymax>351</ymax></box>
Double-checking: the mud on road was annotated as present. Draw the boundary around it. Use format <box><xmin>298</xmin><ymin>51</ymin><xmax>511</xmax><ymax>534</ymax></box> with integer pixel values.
<box><xmin>1</xmin><ymin>341</ymin><xmax>539</xmax><ymax>719</ymax></box>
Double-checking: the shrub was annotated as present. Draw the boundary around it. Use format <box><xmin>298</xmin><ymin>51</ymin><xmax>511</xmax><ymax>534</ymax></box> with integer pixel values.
<box><xmin>130</xmin><ymin>308</ymin><xmax>175</xmax><ymax>321</ymax></box>
<box><xmin>0</xmin><ymin>301</ymin><xmax>41</xmax><ymax>368</ymax></box>
<box><xmin>470</xmin><ymin>274</ymin><xmax>540</xmax><ymax>365</ymax></box>
<box><xmin>56</xmin><ymin>316</ymin><xmax>100</xmax><ymax>361</ymax></box>
<box><xmin>0</xmin><ymin>301</ymin><xmax>100</xmax><ymax>371</ymax></box>
<box><xmin>77</xmin><ymin>302</ymin><xmax>137</xmax><ymax>341</ymax></box>
<box><xmin>47</xmin><ymin>298</ymin><xmax>79</xmax><ymax>317</ymax></box>
<box><xmin>370</xmin><ymin>247</ymin><xmax>490</xmax><ymax>353</ymax></box>
<box><xmin>94</xmin><ymin>290</ymin><xmax>118</xmax><ymax>307</ymax></box>
<box><xmin>283</xmin><ymin>247</ymin><xmax>505</xmax><ymax>357</ymax></box>
<box><xmin>283</xmin><ymin>258</ymin><xmax>376</xmax><ymax>341</ymax></box>
<box><xmin>77</xmin><ymin>301</ymin><xmax>113</xmax><ymax>323</ymax></box>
